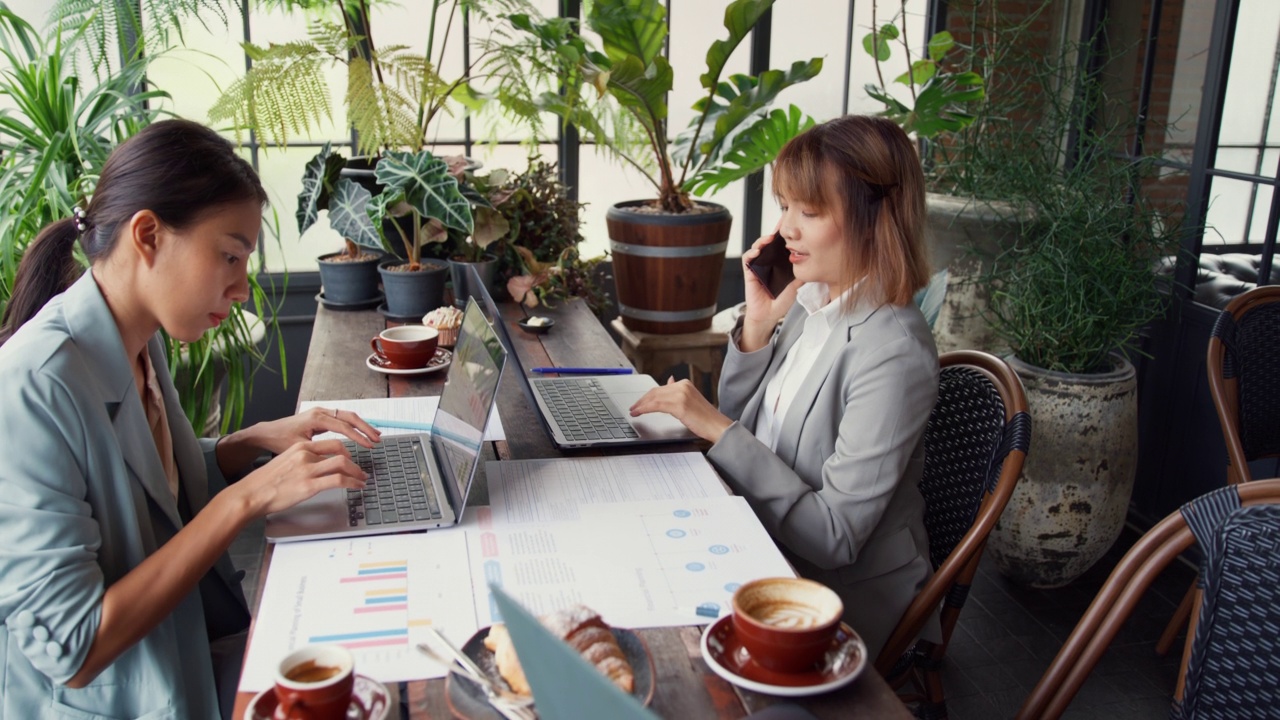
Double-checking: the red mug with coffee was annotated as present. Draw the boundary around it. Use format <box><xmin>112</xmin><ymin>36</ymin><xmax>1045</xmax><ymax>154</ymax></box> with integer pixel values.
<box><xmin>370</xmin><ymin>325</ymin><xmax>439</xmax><ymax>368</ymax></box>
<box><xmin>731</xmin><ymin>577</ymin><xmax>844</xmax><ymax>673</ymax></box>
<box><xmin>274</xmin><ymin>644</ymin><xmax>355</xmax><ymax>720</ymax></box>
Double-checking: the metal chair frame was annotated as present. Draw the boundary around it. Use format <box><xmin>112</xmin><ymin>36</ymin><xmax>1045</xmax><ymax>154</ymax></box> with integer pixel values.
<box><xmin>1018</xmin><ymin>479</ymin><xmax>1280</xmax><ymax>720</ymax></box>
<box><xmin>1157</xmin><ymin>285</ymin><xmax>1280</xmax><ymax>656</ymax></box>
<box><xmin>875</xmin><ymin>350</ymin><xmax>1031</xmax><ymax>719</ymax></box>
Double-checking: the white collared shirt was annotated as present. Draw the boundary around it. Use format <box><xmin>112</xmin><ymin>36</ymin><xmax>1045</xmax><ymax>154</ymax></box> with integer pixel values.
<box><xmin>754</xmin><ymin>282</ymin><xmax>850</xmax><ymax>450</ymax></box>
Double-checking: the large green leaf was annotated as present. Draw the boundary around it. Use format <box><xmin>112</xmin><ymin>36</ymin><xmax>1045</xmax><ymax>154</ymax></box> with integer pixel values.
<box><xmin>696</xmin><ymin>58</ymin><xmax>822</xmax><ymax>164</ymax></box>
<box><xmin>588</xmin><ymin>0</ymin><xmax>667</xmax><ymax>67</ymax></box>
<box><xmin>374</xmin><ymin>150</ymin><xmax>472</xmax><ymax>234</ymax></box>
<box><xmin>700</xmin><ymin>0</ymin><xmax>773</xmax><ymax>90</ymax></box>
<box><xmin>327</xmin><ymin>178</ymin><xmax>382</xmax><ymax>250</ymax></box>
<box><xmin>684</xmin><ymin>105</ymin><xmax>814</xmax><ymax>196</ymax></box>
<box><xmin>604</xmin><ymin>55</ymin><xmax>673</xmax><ymax>134</ymax></box>
<box><xmin>296</xmin><ymin>142</ymin><xmax>345</xmax><ymax>234</ymax></box>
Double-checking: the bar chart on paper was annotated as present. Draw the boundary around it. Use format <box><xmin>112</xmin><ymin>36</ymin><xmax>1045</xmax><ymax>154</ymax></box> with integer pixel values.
<box><xmin>238</xmin><ymin>532</ymin><xmax>479</xmax><ymax>692</ymax></box>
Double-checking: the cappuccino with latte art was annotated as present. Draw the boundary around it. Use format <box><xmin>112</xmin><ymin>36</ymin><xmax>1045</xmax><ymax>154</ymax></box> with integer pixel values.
<box><xmin>732</xmin><ymin>577</ymin><xmax>844</xmax><ymax>673</ymax></box>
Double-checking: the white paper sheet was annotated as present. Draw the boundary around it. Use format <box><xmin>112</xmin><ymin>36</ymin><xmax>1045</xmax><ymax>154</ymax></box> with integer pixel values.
<box><xmin>466</xmin><ymin>496</ymin><xmax>796</xmax><ymax>629</ymax></box>
<box><xmin>298</xmin><ymin>396</ymin><xmax>505</xmax><ymax>441</ymax></box>
<box><xmin>484</xmin><ymin>452</ymin><xmax>728</xmax><ymax>524</ymax></box>
<box><xmin>237</xmin><ymin>531</ymin><xmax>479</xmax><ymax>692</ymax></box>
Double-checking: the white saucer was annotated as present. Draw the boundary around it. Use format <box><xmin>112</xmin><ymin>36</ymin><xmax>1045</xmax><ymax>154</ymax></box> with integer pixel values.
<box><xmin>699</xmin><ymin>615</ymin><xmax>866</xmax><ymax>697</ymax></box>
<box><xmin>244</xmin><ymin>673</ymin><xmax>393</xmax><ymax>720</ymax></box>
<box><xmin>365</xmin><ymin>348</ymin><xmax>452</xmax><ymax>376</ymax></box>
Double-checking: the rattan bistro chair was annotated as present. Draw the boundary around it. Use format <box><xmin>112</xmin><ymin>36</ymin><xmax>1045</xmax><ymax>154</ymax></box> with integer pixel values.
<box><xmin>1156</xmin><ymin>285</ymin><xmax>1280</xmax><ymax>656</ymax></box>
<box><xmin>1018</xmin><ymin>479</ymin><xmax>1280</xmax><ymax>720</ymax></box>
<box><xmin>875</xmin><ymin>351</ymin><xmax>1031</xmax><ymax>720</ymax></box>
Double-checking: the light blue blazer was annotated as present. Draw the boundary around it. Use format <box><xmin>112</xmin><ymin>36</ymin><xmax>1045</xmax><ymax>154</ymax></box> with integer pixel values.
<box><xmin>0</xmin><ymin>271</ymin><xmax>248</xmax><ymax>720</ymax></box>
<box><xmin>707</xmin><ymin>297</ymin><xmax>940</xmax><ymax>659</ymax></box>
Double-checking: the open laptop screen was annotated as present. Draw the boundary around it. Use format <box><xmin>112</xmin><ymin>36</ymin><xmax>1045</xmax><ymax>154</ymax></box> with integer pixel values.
<box><xmin>431</xmin><ymin>299</ymin><xmax>506</xmax><ymax>511</ymax></box>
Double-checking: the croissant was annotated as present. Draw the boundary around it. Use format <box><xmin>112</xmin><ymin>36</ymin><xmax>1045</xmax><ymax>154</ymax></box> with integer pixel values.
<box><xmin>483</xmin><ymin>604</ymin><xmax>635</xmax><ymax>696</ymax></box>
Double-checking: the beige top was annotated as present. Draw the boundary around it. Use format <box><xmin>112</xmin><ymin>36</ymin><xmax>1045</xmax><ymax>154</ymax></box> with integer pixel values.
<box><xmin>140</xmin><ymin>349</ymin><xmax>180</xmax><ymax>499</ymax></box>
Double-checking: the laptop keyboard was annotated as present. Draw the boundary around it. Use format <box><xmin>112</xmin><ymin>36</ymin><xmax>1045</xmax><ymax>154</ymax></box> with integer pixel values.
<box><xmin>343</xmin><ymin>437</ymin><xmax>443</xmax><ymax>526</ymax></box>
<box><xmin>538</xmin><ymin>378</ymin><xmax>640</xmax><ymax>442</ymax></box>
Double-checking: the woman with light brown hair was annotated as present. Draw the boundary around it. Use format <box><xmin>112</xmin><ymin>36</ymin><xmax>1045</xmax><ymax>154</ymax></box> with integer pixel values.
<box><xmin>631</xmin><ymin>115</ymin><xmax>940</xmax><ymax>658</ymax></box>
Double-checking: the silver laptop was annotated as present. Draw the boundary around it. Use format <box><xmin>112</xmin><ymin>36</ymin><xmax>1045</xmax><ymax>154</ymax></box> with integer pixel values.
<box><xmin>460</xmin><ymin>266</ymin><xmax>696</xmax><ymax>449</ymax></box>
<box><xmin>265</xmin><ymin>299</ymin><xmax>506</xmax><ymax>542</ymax></box>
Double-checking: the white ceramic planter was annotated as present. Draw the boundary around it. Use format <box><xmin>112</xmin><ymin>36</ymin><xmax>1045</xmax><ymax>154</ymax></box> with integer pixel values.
<box><xmin>988</xmin><ymin>354</ymin><xmax>1139</xmax><ymax>588</ymax></box>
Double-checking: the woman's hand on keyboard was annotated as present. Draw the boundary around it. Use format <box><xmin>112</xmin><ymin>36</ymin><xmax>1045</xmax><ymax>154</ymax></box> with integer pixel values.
<box><xmin>234</xmin><ymin>439</ymin><xmax>369</xmax><ymax>517</ymax></box>
<box><xmin>255</xmin><ymin>407</ymin><xmax>383</xmax><ymax>455</ymax></box>
<box><xmin>630</xmin><ymin>377</ymin><xmax>733</xmax><ymax>444</ymax></box>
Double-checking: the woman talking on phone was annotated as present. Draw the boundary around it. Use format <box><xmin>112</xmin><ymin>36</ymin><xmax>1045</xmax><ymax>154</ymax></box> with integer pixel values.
<box><xmin>630</xmin><ymin>115</ymin><xmax>940</xmax><ymax>658</ymax></box>
<box><xmin>0</xmin><ymin>120</ymin><xmax>380</xmax><ymax>719</ymax></box>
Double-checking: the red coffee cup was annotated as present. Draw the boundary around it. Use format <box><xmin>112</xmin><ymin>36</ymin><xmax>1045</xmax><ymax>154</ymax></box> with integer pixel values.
<box><xmin>731</xmin><ymin>577</ymin><xmax>844</xmax><ymax>674</ymax></box>
<box><xmin>273</xmin><ymin>644</ymin><xmax>355</xmax><ymax>720</ymax></box>
<box><xmin>370</xmin><ymin>325</ymin><xmax>439</xmax><ymax>368</ymax></box>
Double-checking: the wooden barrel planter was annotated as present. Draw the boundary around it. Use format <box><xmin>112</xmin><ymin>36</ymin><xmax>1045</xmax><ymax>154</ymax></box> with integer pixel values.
<box><xmin>607</xmin><ymin>200</ymin><xmax>732</xmax><ymax>334</ymax></box>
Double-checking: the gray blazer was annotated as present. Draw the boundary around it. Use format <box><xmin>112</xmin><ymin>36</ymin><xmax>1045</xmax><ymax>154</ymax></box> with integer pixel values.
<box><xmin>707</xmin><ymin>298</ymin><xmax>940</xmax><ymax>659</ymax></box>
<box><xmin>0</xmin><ymin>271</ymin><xmax>248</xmax><ymax>720</ymax></box>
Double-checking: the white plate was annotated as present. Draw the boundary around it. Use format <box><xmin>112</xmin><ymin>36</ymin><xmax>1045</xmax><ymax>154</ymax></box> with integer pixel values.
<box><xmin>365</xmin><ymin>348</ymin><xmax>452</xmax><ymax>376</ymax></box>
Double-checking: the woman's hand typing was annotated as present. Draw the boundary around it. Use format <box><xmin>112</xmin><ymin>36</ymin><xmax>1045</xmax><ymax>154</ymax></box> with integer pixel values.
<box><xmin>233</xmin><ymin>438</ymin><xmax>367</xmax><ymax>518</ymax></box>
<box><xmin>629</xmin><ymin>378</ymin><xmax>734</xmax><ymax>444</ymax></box>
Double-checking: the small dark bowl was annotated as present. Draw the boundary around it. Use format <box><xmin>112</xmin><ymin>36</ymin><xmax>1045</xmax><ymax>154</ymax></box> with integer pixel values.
<box><xmin>517</xmin><ymin>317</ymin><xmax>555</xmax><ymax>335</ymax></box>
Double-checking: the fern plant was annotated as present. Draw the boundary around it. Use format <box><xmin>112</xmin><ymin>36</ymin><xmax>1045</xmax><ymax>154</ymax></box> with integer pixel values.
<box><xmin>509</xmin><ymin>0</ymin><xmax>823</xmax><ymax>213</ymax></box>
<box><xmin>0</xmin><ymin>7</ymin><xmax>281</xmax><ymax>434</ymax></box>
<box><xmin>209</xmin><ymin>0</ymin><xmax>555</xmax><ymax>156</ymax></box>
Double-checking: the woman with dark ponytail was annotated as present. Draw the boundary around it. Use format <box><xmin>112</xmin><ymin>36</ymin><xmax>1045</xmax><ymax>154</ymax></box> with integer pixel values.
<box><xmin>0</xmin><ymin>119</ymin><xmax>381</xmax><ymax>719</ymax></box>
<box><xmin>630</xmin><ymin>115</ymin><xmax>941</xmax><ymax>659</ymax></box>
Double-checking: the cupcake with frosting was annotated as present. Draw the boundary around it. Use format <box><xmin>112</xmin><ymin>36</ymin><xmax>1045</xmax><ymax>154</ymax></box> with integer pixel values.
<box><xmin>422</xmin><ymin>305</ymin><xmax>463</xmax><ymax>347</ymax></box>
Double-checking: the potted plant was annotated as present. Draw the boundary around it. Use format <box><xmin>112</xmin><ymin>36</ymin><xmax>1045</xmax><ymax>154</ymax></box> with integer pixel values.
<box><xmin>297</xmin><ymin>143</ymin><xmax>384</xmax><ymax>307</ymax></box>
<box><xmin>210</xmin><ymin>0</ymin><xmax>560</xmax><ymax>310</ymax></box>
<box><xmin>959</xmin><ymin>40</ymin><xmax>1181</xmax><ymax>589</ymax></box>
<box><xmin>859</xmin><ymin>1</ymin><xmax>998</xmax><ymax>353</ymax></box>
<box><xmin>511</xmin><ymin>0</ymin><xmax>822</xmax><ymax>333</ymax></box>
<box><xmin>491</xmin><ymin>159</ymin><xmax>611</xmax><ymax>316</ymax></box>
<box><xmin>446</xmin><ymin>167</ymin><xmax>514</xmax><ymax>307</ymax></box>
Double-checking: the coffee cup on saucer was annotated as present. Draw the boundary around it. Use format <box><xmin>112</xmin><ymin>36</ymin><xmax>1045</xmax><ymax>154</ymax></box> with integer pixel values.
<box><xmin>274</xmin><ymin>644</ymin><xmax>355</xmax><ymax>720</ymax></box>
<box><xmin>370</xmin><ymin>326</ymin><xmax>438</xmax><ymax>368</ymax></box>
<box><xmin>731</xmin><ymin>577</ymin><xmax>844</xmax><ymax>674</ymax></box>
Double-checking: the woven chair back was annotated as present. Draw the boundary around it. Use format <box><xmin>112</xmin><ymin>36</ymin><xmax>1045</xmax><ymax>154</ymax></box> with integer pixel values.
<box><xmin>1177</xmin><ymin>503</ymin><xmax>1280</xmax><ymax>718</ymax></box>
<box><xmin>919</xmin><ymin>365</ymin><xmax>1009</xmax><ymax>568</ymax></box>
<box><xmin>1216</xmin><ymin>297</ymin><xmax>1280</xmax><ymax>462</ymax></box>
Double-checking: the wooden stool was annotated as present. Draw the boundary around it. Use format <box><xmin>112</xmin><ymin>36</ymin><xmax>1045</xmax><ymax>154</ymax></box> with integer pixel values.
<box><xmin>611</xmin><ymin>317</ymin><xmax>730</xmax><ymax>402</ymax></box>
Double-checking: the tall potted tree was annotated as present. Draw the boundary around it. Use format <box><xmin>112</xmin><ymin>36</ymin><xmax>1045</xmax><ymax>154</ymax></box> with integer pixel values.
<box><xmin>512</xmin><ymin>0</ymin><xmax>822</xmax><ymax>333</ymax></box>
<box><xmin>968</xmin><ymin>47</ymin><xmax>1181</xmax><ymax>589</ymax></box>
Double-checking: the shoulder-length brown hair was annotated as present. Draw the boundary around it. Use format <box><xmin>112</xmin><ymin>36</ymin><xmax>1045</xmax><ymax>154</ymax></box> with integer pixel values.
<box><xmin>772</xmin><ymin>114</ymin><xmax>929</xmax><ymax>308</ymax></box>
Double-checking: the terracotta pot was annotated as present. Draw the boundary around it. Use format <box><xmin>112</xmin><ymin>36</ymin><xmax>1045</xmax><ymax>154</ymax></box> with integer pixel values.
<box><xmin>988</xmin><ymin>354</ymin><xmax>1138</xmax><ymax>588</ymax></box>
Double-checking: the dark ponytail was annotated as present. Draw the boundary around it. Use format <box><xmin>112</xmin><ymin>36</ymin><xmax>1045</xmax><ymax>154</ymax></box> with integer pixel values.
<box><xmin>0</xmin><ymin>219</ymin><xmax>83</xmax><ymax>343</ymax></box>
<box><xmin>0</xmin><ymin>118</ymin><xmax>267</xmax><ymax>345</ymax></box>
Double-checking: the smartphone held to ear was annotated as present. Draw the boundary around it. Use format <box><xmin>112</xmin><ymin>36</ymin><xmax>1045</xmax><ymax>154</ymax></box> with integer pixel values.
<box><xmin>747</xmin><ymin>233</ymin><xmax>795</xmax><ymax>298</ymax></box>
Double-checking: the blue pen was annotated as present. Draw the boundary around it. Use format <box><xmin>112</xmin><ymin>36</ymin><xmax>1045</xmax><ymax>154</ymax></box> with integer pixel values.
<box><xmin>530</xmin><ymin>367</ymin><xmax>634</xmax><ymax>375</ymax></box>
<box><xmin>365</xmin><ymin>418</ymin><xmax>434</xmax><ymax>432</ymax></box>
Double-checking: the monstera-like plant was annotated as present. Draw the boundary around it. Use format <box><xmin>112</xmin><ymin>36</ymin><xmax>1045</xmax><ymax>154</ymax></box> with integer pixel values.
<box><xmin>509</xmin><ymin>0</ymin><xmax>822</xmax><ymax>333</ymax></box>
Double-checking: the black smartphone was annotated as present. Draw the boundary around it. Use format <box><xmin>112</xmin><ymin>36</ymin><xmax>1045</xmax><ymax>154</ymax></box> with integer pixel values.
<box><xmin>746</xmin><ymin>232</ymin><xmax>795</xmax><ymax>298</ymax></box>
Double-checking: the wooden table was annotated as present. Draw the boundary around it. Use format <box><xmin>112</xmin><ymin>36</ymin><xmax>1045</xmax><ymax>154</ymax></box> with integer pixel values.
<box><xmin>233</xmin><ymin>300</ymin><xmax>911</xmax><ymax>719</ymax></box>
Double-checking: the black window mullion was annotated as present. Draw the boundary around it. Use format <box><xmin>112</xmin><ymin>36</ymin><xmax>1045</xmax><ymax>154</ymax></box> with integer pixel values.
<box><xmin>1259</xmin><ymin>149</ymin><xmax>1280</xmax><ymax>285</ymax></box>
<box><xmin>841</xmin><ymin>0</ymin><xmax>855</xmax><ymax>116</ymax></box>
<box><xmin>1174</xmin><ymin>0</ymin><xmax>1240</xmax><ymax>296</ymax></box>
<box><xmin>742</xmin><ymin>6</ymin><xmax>772</xmax><ymax>252</ymax></box>
<box><xmin>557</xmin><ymin>0</ymin><xmax>581</xmax><ymax>201</ymax></box>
